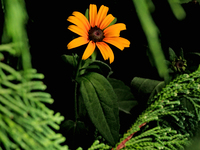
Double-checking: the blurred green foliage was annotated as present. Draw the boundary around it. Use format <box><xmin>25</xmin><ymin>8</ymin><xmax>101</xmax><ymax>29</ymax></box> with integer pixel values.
<box><xmin>132</xmin><ymin>0</ymin><xmax>168</xmax><ymax>79</ymax></box>
<box><xmin>2</xmin><ymin>0</ymin><xmax>31</xmax><ymax>70</ymax></box>
<box><xmin>0</xmin><ymin>0</ymin><xmax>68</xmax><ymax>149</ymax></box>
<box><xmin>132</xmin><ymin>0</ymin><xmax>191</xmax><ymax>81</ymax></box>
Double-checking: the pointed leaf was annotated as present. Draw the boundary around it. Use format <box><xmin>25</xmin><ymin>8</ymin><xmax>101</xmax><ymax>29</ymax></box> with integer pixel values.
<box><xmin>107</xmin><ymin>17</ymin><xmax>117</xmax><ymax>28</ymax></box>
<box><xmin>169</xmin><ymin>47</ymin><xmax>177</xmax><ymax>61</ymax></box>
<box><xmin>61</xmin><ymin>54</ymin><xmax>78</xmax><ymax>69</ymax></box>
<box><xmin>61</xmin><ymin>120</ymin><xmax>75</xmax><ymax>133</ymax></box>
<box><xmin>180</xmin><ymin>48</ymin><xmax>184</xmax><ymax>58</ymax></box>
<box><xmin>85</xmin><ymin>8</ymin><xmax>89</xmax><ymax>20</ymax></box>
<box><xmin>78</xmin><ymin>72</ymin><xmax>119</xmax><ymax>146</ymax></box>
<box><xmin>190</xmin><ymin>52</ymin><xmax>200</xmax><ymax>57</ymax></box>
<box><xmin>108</xmin><ymin>78</ymin><xmax>138</xmax><ymax>114</ymax></box>
<box><xmin>131</xmin><ymin>77</ymin><xmax>165</xmax><ymax>104</ymax></box>
<box><xmin>85</xmin><ymin>60</ymin><xmax>112</xmax><ymax>77</ymax></box>
<box><xmin>168</xmin><ymin>0</ymin><xmax>186</xmax><ymax>20</ymax></box>
<box><xmin>60</xmin><ymin>120</ymin><xmax>87</xmax><ymax>148</ymax></box>
<box><xmin>79</xmin><ymin>58</ymin><xmax>93</xmax><ymax>76</ymax></box>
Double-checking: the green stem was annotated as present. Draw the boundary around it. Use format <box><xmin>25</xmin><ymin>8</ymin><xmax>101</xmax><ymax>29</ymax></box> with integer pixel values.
<box><xmin>74</xmin><ymin>82</ymin><xmax>78</xmax><ymax>121</ymax></box>
<box><xmin>132</xmin><ymin>0</ymin><xmax>168</xmax><ymax>80</ymax></box>
<box><xmin>74</xmin><ymin>58</ymin><xmax>82</xmax><ymax>122</ymax></box>
<box><xmin>91</xmin><ymin>49</ymin><xmax>97</xmax><ymax>61</ymax></box>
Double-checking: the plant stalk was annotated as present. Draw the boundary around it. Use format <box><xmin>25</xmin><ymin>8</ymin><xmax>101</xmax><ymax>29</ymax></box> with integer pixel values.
<box><xmin>74</xmin><ymin>58</ymin><xmax>82</xmax><ymax>122</ymax></box>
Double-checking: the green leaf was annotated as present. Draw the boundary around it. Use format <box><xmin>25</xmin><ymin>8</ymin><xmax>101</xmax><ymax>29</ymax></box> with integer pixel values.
<box><xmin>61</xmin><ymin>120</ymin><xmax>86</xmax><ymax>134</ymax></box>
<box><xmin>85</xmin><ymin>8</ymin><xmax>89</xmax><ymax>20</ymax></box>
<box><xmin>78</xmin><ymin>72</ymin><xmax>119</xmax><ymax>146</ymax></box>
<box><xmin>131</xmin><ymin>77</ymin><xmax>165</xmax><ymax>104</ymax></box>
<box><xmin>168</xmin><ymin>0</ymin><xmax>186</xmax><ymax>20</ymax></box>
<box><xmin>177</xmin><ymin>0</ymin><xmax>193</xmax><ymax>3</ymax></box>
<box><xmin>180</xmin><ymin>48</ymin><xmax>184</xmax><ymax>58</ymax></box>
<box><xmin>77</xmin><ymin>93</ymin><xmax>88</xmax><ymax>119</ymax></box>
<box><xmin>108</xmin><ymin>78</ymin><xmax>138</xmax><ymax>114</ymax></box>
<box><xmin>190</xmin><ymin>52</ymin><xmax>200</xmax><ymax>57</ymax></box>
<box><xmin>79</xmin><ymin>59</ymin><xmax>93</xmax><ymax>76</ymax></box>
<box><xmin>169</xmin><ymin>47</ymin><xmax>177</xmax><ymax>61</ymax></box>
<box><xmin>84</xmin><ymin>60</ymin><xmax>112</xmax><ymax>77</ymax></box>
<box><xmin>61</xmin><ymin>120</ymin><xmax>74</xmax><ymax>133</ymax></box>
<box><xmin>107</xmin><ymin>17</ymin><xmax>117</xmax><ymax>28</ymax></box>
<box><xmin>60</xmin><ymin>120</ymin><xmax>87</xmax><ymax>146</ymax></box>
<box><xmin>62</xmin><ymin>54</ymin><xmax>78</xmax><ymax>69</ymax></box>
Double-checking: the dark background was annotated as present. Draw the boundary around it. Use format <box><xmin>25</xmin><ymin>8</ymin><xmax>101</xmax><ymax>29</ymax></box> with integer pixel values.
<box><xmin>25</xmin><ymin>0</ymin><xmax>200</xmax><ymax>113</ymax></box>
<box><xmin>1</xmin><ymin>0</ymin><xmax>200</xmax><ymax>149</ymax></box>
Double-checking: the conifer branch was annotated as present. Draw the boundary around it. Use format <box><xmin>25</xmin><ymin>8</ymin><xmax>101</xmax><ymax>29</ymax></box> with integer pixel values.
<box><xmin>0</xmin><ymin>61</ymin><xmax>68</xmax><ymax>149</ymax></box>
<box><xmin>112</xmin><ymin>66</ymin><xmax>200</xmax><ymax>149</ymax></box>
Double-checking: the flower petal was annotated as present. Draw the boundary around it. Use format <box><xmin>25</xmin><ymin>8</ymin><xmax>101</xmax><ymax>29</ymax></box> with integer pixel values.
<box><xmin>82</xmin><ymin>41</ymin><xmax>96</xmax><ymax>60</ymax></box>
<box><xmin>118</xmin><ymin>37</ymin><xmax>130</xmax><ymax>48</ymax></box>
<box><xmin>72</xmin><ymin>11</ymin><xmax>90</xmax><ymax>31</ymax></box>
<box><xmin>96</xmin><ymin>42</ymin><xmax>109</xmax><ymax>61</ymax></box>
<box><xmin>97</xmin><ymin>42</ymin><xmax>114</xmax><ymax>63</ymax></box>
<box><xmin>67</xmin><ymin>15</ymin><xmax>88</xmax><ymax>33</ymax></box>
<box><xmin>103</xmin><ymin>43</ymin><xmax>114</xmax><ymax>63</ymax></box>
<box><xmin>100</xmin><ymin>14</ymin><xmax>115</xmax><ymax>30</ymax></box>
<box><xmin>103</xmin><ymin>37</ymin><xmax>124</xmax><ymax>50</ymax></box>
<box><xmin>67</xmin><ymin>37</ymin><xmax>89</xmax><ymax>49</ymax></box>
<box><xmin>104</xmin><ymin>23</ymin><xmax>126</xmax><ymax>37</ymax></box>
<box><xmin>89</xmin><ymin>4</ymin><xmax>97</xmax><ymax>27</ymax></box>
<box><xmin>68</xmin><ymin>25</ymin><xmax>88</xmax><ymax>38</ymax></box>
<box><xmin>95</xmin><ymin>5</ymin><xmax>109</xmax><ymax>28</ymax></box>
<box><xmin>103</xmin><ymin>37</ymin><xmax>130</xmax><ymax>50</ymax></box>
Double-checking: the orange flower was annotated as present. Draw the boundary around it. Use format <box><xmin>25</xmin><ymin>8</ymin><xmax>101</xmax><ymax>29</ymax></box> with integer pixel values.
<box><xmin>67</xmin><ymin>4</ymin><xmax>130</xmax><ymax>63</ymax></box>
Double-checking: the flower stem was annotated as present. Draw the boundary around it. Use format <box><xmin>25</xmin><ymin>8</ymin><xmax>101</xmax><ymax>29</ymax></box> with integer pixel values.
<box><xmin>74</xmin><ymin>82</ymin><xmax>78</xmax><ymax>121</ymax></box>
<box><xmin>74</xmin><ymin>58</ymin><xmax>82</xmax><ymax>121</ymax></box>
<box><xmin>91</xmin><ymin>49</ymin><xmax>97</xmax><ymax>61</ymax></box>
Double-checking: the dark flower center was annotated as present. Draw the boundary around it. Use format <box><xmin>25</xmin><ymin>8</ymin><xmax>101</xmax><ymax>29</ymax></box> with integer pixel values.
<box><xmin>88</xmin><ymin>26</ymin><xmax>104</xmax><ymax>42</ymax></box>
<box><xmin>176</xmin><ymin>60</ymin><xmax>185</xmax><ymax>68</ymax></box>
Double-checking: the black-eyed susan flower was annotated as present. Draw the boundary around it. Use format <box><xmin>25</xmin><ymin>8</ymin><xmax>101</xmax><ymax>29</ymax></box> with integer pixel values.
<box><xmin>67</xmin><ymin>4</ymin><xmax>130</xmax><ymax>63</ymax></box>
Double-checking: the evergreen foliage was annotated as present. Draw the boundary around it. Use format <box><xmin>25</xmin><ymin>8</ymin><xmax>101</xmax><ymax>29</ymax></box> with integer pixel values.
<box><xmin>112</xmin><ymin>66</ymin><xmax>200</xmax><ymax>149</ymax></box>
<box><xmin>85</xmin><ymin>66</ymin><xmax>200</xmax><ymax>150</ymax></box>
<box><xmin>0</xmin><ymin>55</ymin><xmax>67</xmax><ymax>150</ymax></box>
<box><xmin>0</xmin><ymin>0</ymin><xmax>67</xmax><ymax>149</ymax></box>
